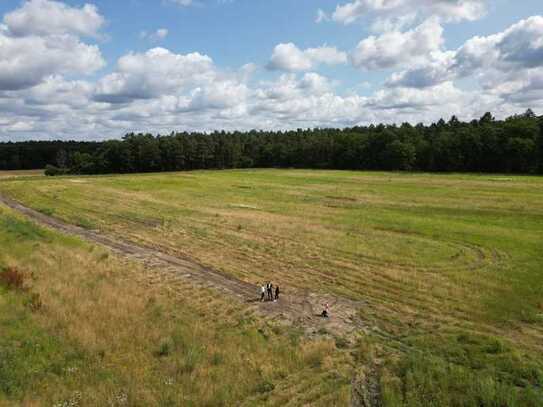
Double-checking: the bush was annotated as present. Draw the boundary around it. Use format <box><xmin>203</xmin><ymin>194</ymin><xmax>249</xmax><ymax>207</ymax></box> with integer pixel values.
<box><xmin>44</xmin><ymin>165</ymin><xmax>69</xmax><ymax>177</ymax></box>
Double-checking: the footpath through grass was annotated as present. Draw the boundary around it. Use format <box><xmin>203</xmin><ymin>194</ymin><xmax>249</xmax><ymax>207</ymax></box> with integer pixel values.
<box><xmin>1</xmin><ymin>169</ymin><xmax>542</xmax><ymax>405</ymax></box>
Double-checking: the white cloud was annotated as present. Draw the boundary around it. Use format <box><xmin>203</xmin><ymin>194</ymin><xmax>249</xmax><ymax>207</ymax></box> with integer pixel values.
<box><xmin>267</xmin><ymin>43</ymin><xmax>347</xmax><ymax>72</ymax></box>
<box><xmin>386</xmin><ymin>51</ymin><xmax>455</xmax><ymax>88</ymax></box>
<box><xmin>168</xmin><ymin>0</ymin><xmax>235</xmax><ymax>7</ymax></box>
<box><xmin>3</xmin><ymin>0</ymin><xmax>104</xmax><ymax>37</ymax></box>
<box><xmin>256</xmin><ymin>73</ymin><xmax>334</xmax><ymax>101</ymax></box>
<box><xmin>369</xmin><ymin>81</ymin><xmax>464</xmax><ymax>110</ymax></box>
<box><xmin>94</xmin><ymin>48</ymin><xmax>215</xmax><ymax>103</ymax></box>
<box><xmin>156</xmin><ymin>28</ymin><xmax>169</xmax><ymax>39</ymax></box>
<box><xmin>170</xmin><ymin>0</ymin><xmax>193</xmax><ymax>6</ymax></box>
<box><xmin>387</xmin><ymin>15</ymin><xmax>543</xmax><ymax>89</ymax></box>
<box><xmin>330</xmin><ymin>0</ymin><xmax>486</xmax><ymax>28</ymax></box>
<box><xmin>316</xmin><ymin>9</ymin><xmax>329</xmax><ymax>23</ymax></box>
<box><xmin>492</xmin><ymin>68</ymin><xmax>543</xmax><ymax>105</ymax></box>
<box><xmin>299</xmin><ymin>72</ymin><xmax>335</xmax><ymax>95</ymax></box>
<box><xmin>14</xmin><ymin>75</ymin><xmax>94</xmax><ymax>108</ymax></box>
<box><xmin>457</xmin><ymin>15</ymin><xmax>543</xmax><ymax>71</ymax></box>
<box><xmin>0</xmin><ymin>0</ymin><xmax>105</xmax><ymax>91</ymax></box>
<box><xmin>0</xmin><ymin>31</ymin><xmax>105</xmax><ymax>91</ymax></box>
<box><xmin>140</xmin><ymin>28</ymin><xmax>169</xmax><ymax>41</ymax></box>
<box><xmin>351</xmin><ymin>18</ymin><xmax>444</xmax><ymax>70</ymax></box>
<box><xmin>189</xmin><ymin>80</ymin><xmax>249</xmax><ymax>111</ymax></box>
<box><xmin>333</xmin><ymin>0</ymin><xmax>401</xmax><ymax>25</ymax></box>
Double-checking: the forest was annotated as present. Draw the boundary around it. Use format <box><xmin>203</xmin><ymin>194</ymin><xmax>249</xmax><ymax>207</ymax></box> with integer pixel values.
<box><xmin>1</xmin><ymin>111</ymin><xmax>542</xmax><ymax>175</ymax></box>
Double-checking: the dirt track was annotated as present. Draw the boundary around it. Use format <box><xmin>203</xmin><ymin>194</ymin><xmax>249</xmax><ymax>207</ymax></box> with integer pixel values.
<box><xmin>0</xmin><ymin>194</ymin><xmax>366</xmax><ymax>339</ymax></box>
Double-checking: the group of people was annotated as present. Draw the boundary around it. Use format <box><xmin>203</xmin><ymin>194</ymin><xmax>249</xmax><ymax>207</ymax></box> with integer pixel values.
<box><xmin>260</xmin><ymin>282</ymin><xmax>280</xmax><ymax>302</ymax></box>
<box><xmin>258</xmin><ymin>282</ymin><xmax>330</xmax><ymax>318</ymax></box>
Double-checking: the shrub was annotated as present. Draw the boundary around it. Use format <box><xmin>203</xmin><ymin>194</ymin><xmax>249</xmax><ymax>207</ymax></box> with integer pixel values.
<box><xmin>253</xmin><ymin>380</ymin><xmax>275</xmax><ymax>394</ymax></box>
<box><xmin>155</xmin><ymin>337</ymin><xmax>174</xmax><ymax>357</ymax></box>
<box><xmin>0</xmin><ymin>267</ymin><xmax>25</xmax><ymax>291</ymax></box>
<box><xmin>44</xmin><ymin>165</ymin><xmax>69</xmax><ymax>177</ymax></box>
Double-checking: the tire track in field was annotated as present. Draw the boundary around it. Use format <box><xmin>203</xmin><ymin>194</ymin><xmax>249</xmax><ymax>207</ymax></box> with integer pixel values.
<box><xmin>0</xmin><ymin>193</ymin><xmax>366</xmax><ymax>338</ymax></box>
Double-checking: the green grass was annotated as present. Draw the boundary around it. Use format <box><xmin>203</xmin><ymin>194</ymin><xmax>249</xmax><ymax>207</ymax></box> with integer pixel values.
<box><xmin>0</xmin><ymin>288</ymin><xmax>79</xmax><ymax>400</ymax></box>
<box><xmin>1</xmin><ymin>169</ymin><xmax>543</xmax><ymax>405</ymax></box>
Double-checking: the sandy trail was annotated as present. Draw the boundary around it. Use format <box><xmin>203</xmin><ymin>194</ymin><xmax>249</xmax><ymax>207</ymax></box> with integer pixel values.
<box><xmin>0</xmin><ymin>194</ymin><xmax>366</xmax><ymax>339</ymax></box>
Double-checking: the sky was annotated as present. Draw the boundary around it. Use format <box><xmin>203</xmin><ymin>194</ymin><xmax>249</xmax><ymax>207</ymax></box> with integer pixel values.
<box><xmin>0</xmin><ymin>0</ymin><xmax>542</xmax><ymax>141</ymax></box>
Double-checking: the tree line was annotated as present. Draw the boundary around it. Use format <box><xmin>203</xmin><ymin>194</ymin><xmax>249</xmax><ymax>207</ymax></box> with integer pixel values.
<box><xmin>1</xmin><ymin>111</ymin><xmax>542</xmax><ymax>175</ymax></box>
<box><xmin>0</xmin><ymin>141</ymin><xmax>101</xmax><ymax>171</ymax></box>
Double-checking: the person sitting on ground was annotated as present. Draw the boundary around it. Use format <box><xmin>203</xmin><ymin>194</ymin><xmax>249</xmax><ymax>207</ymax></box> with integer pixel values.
<box><xmin>260</xmin><ymin>284</ymin><xmax>266</xmax><ymax>302</ymax></box>
<box><xmin>321</xmin><ymin>303</ymin><xmax>329</xmax><ymax>318</ymax></box>
<box><xmin>274</xmin><ymin>285</ymin><xmax>280</xmax><ymax>301</ymax></box>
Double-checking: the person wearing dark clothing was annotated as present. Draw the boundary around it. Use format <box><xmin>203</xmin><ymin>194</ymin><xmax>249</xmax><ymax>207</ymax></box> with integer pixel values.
<box><xmin>274</xmin><ymin>286</ymin><xmax>280</xmax><ymax>301</ymax></box>
<box><xmin>321</xmin><ymin>303</ymin><xmax>329</xmax><ymax>318</ymax></box>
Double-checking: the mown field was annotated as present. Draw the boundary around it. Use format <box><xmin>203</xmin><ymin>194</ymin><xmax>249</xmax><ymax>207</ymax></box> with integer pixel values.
<box><xmin>1</xmin><ymin>169</ymin><xmax>543</xmax><ymax>406</ymax></box>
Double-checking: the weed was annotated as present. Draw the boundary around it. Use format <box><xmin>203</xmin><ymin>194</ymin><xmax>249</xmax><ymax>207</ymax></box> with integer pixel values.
<box><xmin>253</xmin><ymin>380</ymin><xmax>275</xmax><ymax>394</ymax></box>
<box><xmin>335</xmin><ymin>336</ymin><xmax>350</xmax><ymax>349</ymax></box>
<box><xmin>74</xmin><ymin>217</ymin><xmax>93</xmax><ymax>230</ymax></box>
<box><xmin>178</xmin><ymin>346</ymin><xmax>202</xmax><ymax>374</ymax></box>
<box><xmin>155</xmin><ymin>337</ymin><xmax>174</xmax><ymax>357</ymax></box>
<box><xmin>24</xmin><ymin>292</ymin><xmax>43</xmax><ymax>312</ymax></box>
<box><xmin>210</xmin><ymin>352</ymin><xmax>224</xmax><ymax>366</ymax></box>
<box><xmin>37</xmin><ymin>207</ymin><xmax>55</xmax><ymax>216</ymax></box>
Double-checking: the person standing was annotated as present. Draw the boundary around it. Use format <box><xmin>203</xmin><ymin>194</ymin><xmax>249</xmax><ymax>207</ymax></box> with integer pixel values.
<box><xmin>274</xmin><ymin>285</ymin><xmax>280</xmax><ymax>301</ymax></box>
<box><xmin>260</xmin><ymin>284</ymin><xmax>266</xmax><ymax>302</ymax></box>
<box><xmin>267</xmin><ymin>282</ymin><xmax>273</xmax><ymax>301</ymax></box>
<box><xmin>321</xmin><ymin>303</ymin><xmax>329</xmax><ymax>318</ymax></box>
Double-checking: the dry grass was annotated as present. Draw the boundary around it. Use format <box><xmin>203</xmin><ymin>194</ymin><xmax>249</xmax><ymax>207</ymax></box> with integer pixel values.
<box><xmin>0</xmin><ymin>206</ymin><xmax>352</xmax><ymax>406</ymax></box>
<box><xmin>0</xmin><ymin>169</ymin><xmax>43</xmax><ymax>179</ymax></box>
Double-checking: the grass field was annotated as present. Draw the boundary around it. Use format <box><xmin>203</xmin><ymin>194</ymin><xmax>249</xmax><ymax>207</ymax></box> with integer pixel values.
<box><xmin>0</xmin><ymin>202</ymin><xmax>352</xmax><ymax>406</ymax></box>
<box><xmin>1</xmin><ymin>169</ymin><xmax>543</xmax><ymax>405</ymax></box>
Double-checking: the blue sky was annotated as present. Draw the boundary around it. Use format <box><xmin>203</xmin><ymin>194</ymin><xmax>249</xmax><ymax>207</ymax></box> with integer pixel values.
<box><xmin>0</xmin><ymin>0</ymin><xmax>542</xmax><ymax>140</ymax></box>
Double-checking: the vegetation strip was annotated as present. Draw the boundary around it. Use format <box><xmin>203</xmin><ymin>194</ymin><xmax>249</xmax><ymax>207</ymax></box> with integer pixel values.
<box><xmin>1</xmin><ymin>112</ymin><xmax>542</xmax><ymax>175</ymax></box>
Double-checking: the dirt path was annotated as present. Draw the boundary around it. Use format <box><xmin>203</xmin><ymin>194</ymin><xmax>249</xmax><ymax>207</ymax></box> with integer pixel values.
<box><xmin>0</xmin><ymin>194</ymin><xmax>366</xmax><ymax>339</ymax></box>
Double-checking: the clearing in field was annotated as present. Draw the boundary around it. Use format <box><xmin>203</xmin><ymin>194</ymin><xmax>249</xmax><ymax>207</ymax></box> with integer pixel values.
<box><xmin>1</xmin><ymin>169</ymin><xmax>542</xmax><ymax>405</ymax></box>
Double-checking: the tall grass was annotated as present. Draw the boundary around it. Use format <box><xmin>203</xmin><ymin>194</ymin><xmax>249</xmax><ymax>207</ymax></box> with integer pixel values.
<box><xmin>0</xmin><ymin>207</ymin><xmax>352</xmax><ymax>405</ymax></box>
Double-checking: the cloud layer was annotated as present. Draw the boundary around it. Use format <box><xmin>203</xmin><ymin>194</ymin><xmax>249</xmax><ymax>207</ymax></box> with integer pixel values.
<box><xmin>0</xmin><ymin>0</ymin><xmax>541</xmax><ymax>141</ymax></box>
